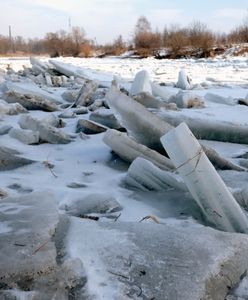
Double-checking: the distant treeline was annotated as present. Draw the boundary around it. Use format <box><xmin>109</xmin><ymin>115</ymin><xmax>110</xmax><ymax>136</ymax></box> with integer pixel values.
<box><xmin>0</xmin><ymin>16</ymin><xmax>248</xmax><ymax>58</ymax></box>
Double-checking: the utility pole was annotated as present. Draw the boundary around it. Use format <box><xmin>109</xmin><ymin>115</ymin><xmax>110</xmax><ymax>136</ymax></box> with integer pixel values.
<box><xmin>68</xmin><ymin>17</ymin><xmax>71</xmax><ymax>31</ymax></box>
<box><xmin>9</xmin><ymin>25</ymin><xmax>12</xmax><ymax>52</ymax></box>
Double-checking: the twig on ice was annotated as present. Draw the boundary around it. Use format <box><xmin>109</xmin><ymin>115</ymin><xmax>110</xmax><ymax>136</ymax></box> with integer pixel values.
<box><xmin>79</xmin><ymin>214</ymin><xmax>99</xmax><ymax>221</ymax></box>
<box><xmin>139</xmin><ymin>215</ymin><xmax>160</xmax><ymax>224</ymax></box>
<box><xmin>43</xmin><ymin>153</ymin><xmax>58</xmax><ymax>178</ymax></box>
<box><xmin>107</xmin><ymin>270</ymin><xmax>129</xmax><ymax>280</ymax></box>
<box><xmin>32</xmin><ymin>239</ymin><xmax>50</xmax><ymax>255</ymax></box>
<box><xmin>113</xmin><ymin>213</ymin><xmax>121</xmax><ymax>222</ymax></box>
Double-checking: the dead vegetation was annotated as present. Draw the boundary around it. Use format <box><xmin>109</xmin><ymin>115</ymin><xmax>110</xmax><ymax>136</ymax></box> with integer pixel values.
<box><xmin>0</xmin><ymin>16</ymin><xmax>247</xmax><ymax>59</ymax></box>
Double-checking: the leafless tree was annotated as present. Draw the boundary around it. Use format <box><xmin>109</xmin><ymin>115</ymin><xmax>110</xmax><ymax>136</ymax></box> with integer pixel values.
<box><xmin>133</xmin><ymin>16</ymin><xmax>161</xmax><ymax>56</ymax></box>
<box><xmin>166</xmin><ymin>25</ymin><xmax>189</xmax><ymax>57</ymax></box>
<box><xmin>188</xmin><ymin>21</ymin><xmax>214</xmax><ymax>53</ymax></box>
<box><xmin>71</xmin><ymin>26</ymin><xmax>86</xmax><ymax>55</ymax></box>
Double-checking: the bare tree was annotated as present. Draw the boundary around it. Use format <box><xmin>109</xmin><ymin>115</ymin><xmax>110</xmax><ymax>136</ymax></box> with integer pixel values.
<box><xmin>167</xmin><ymin>25</ymin><xmax>189</xmax><ymax>57</ymax></box>
<box><xmin>44</xmin><ymin>32</ymin><xmax>62</xmax><ymax>57</ymax></box>
<box><xmin>112</xmin><ymin>35</ymin><xmax>126</xmax><ymax>55</ymax></box>
<box><xmin>71</xmin><ymin>26</ymin><xmax>86</xmax><ymax>55</ymax></box>
<box><xmin>133</xmin><ymin>16</ymin><xmax>161</xmax><ymax>56</ymax></box>
<box><xmin>0</xmin><ymin>35</ymin><xmax>10</xmax><ymax>54</ymax></box>
<box><xmin>135</xmin><ymin>16</ymin><xmax>151</xmax><ymax>35</ymax></box>
<box><xmin>162</xmin><ymin>26</ymin><xmax>169</xmax><ymax>47</ymax></box>
<box><xmin>188</xmin><ymin>21</ymin><xmax>214</xmax><ymax>53</ymax></box>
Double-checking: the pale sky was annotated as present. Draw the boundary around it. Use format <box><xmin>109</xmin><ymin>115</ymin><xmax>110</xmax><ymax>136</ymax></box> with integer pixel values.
<box><xmin>0</xmin><ymin>0</ymin><xmax>247</xmax><ymax>44</ymax></box>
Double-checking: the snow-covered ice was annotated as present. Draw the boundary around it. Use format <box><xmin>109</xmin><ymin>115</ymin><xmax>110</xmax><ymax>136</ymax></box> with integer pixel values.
<box><xmin>0</xmin><ymin>55</ymin><xmax>248</xmax><ymax>299</ymax></box>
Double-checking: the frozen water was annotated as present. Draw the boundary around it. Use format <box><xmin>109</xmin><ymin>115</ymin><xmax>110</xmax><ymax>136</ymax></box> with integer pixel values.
<box><xmin>0</xmin><ymin>55</ymin><xmax>248</xmax><ymax>299</ymax></box>
<box><xmin>161</xmin><ymin>123</ymin><xmax>248</xmax><ymax>233</ymax></box>
<box><xmin>106</xmin><ymin>87</ymin><xmax>173</xmax><ymax>150</ymax></box>
<box><xmin>130</xmin><ymin>69</ymin><xmax>152</xmax><ymax>95</ymax></box>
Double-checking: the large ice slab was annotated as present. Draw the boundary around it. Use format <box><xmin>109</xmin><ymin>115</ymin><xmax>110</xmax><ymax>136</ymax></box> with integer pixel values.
<box><xmin>66</xmin><ymin>218</ymin><xmax>248</xmax><ymax>300</ymax></box>
<box><xmin>161</xmin><ymin>122</ymin><xmax>248</xmax><ymax>233</ymax></box>
<box><xmin>205</xmin><ymin>92</ymin><xmax>236</xmax><ymax>106</ymax></box>
<box><xmin>125</xmin><ymin>157</ymin><xmax>187</xmax><ymax>191</ymax></box>
<box><xmin>0</xmin><ymin>192</ymin><xmax>59</xmax><ymax>286</ymax></box>
<box><xmin>159</xmin><ymin>111</ymin><xmax>248</xmax><ymax>144</ymax></box>
<box><xmin>0</xmin><ymin>146</ymin><xmax>34</xmax><ymax>170</ymax></box>
<box><xmin>4</xmin><ymin>90</ymin><xmax>58</xmax><ymax>111</ymax></box>
<box><xmin>106</xmin><ymin>87</ymin><xmax>173</xmax><ymax>151</ymax></box>
<box><xmin>2</xmin><ymin>81</ymin><xmax>62</xmax><ymax>104</ymax></box>
<box><xmin>103</xmin><ymin>129</ymin><xmax>174</xmax><ymax>170</ymax></box>
<box><xmin>49</xmin><ymin>59</ymin><xmax>87</xmax><ymax>79</ymax></box>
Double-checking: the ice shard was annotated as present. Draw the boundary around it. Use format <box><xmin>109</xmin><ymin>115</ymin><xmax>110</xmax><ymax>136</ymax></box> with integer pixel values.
<box><xmin>130</xmin><ymin>70</ymin><xmax>152</xmax><ymax>95</ymax></box>
<box><xmin>168</xmin><ymin>91</ymin><xmax>204</xmax><ymax>108</ymax></box>
<box><xmin>161</xmin><ymin>122</ymin><xmax>248</xmax><ymax>233</ymax></box>
<box><xmin>176</xmin><ymin>69</ymin><xmax>192</xmax><ymax>90</ymax></box>
<box><xmin>72</xmin><ymin>80</ymin><xmax>98</xmax><ymax>107</ymax></box>
<box><xmin>19</xmin><ymin>115</ymin><xmax>71</xmax><ymax>144</ymax></box>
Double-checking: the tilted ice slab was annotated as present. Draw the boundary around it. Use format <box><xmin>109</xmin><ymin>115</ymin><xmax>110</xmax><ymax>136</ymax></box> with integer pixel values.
<box><xmin>106</xmin><ymin>88</ymin><xmax>243</xmax><ymax>171</ymax></box>
<box><xmin>176</xmin><ymin>69</ymin><xmax>192</xmax><ymax>90</ymax></box>
<box><xmin>125</xmin><ymin>157</ymin><xmax>187</xmax><ymax>191</ymax></box>
<box><xmin>130</xmin><ymin>70</ymin><xmax>152</xmax><ymax>95</ymax></box>
<box><xmin>72</xmin><ymin>79</ymin><xmax>98</xmax><ymax>107</ymax></box>
<box><xmin>161</xmin><ymin>122</ymin><xmax>248</xmax><ymax>233</ymax></box>
<box><xmin>2</xmin><ymin>81</ymin><xmax>62</xmax><ymax>104</ymax></box>
<box><xmin>30</xmin><ymin>57</ymin><xmax>50</xmax><ymax>74</ymax></box>
<box><xmin>103</xmin><ymin>129</ymin><xmax>174</xmax><ymax>170</ymax></box>
<box><xmin>49</xmin><ymin>59</ymin><xmax>88</xmax><ymax>79</ymax></box>
<box><xmin>4</xmin><ymin>90</ymin><xmax>58</xmax><ymax>112</ymax></box>
<box><xmin>106</xmin><ymin>87</ymin><xmax>173</xmax><ymax>151</ymax></box>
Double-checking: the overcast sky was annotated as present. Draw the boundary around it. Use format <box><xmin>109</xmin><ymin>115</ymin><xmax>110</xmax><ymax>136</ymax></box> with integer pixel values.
<box><xmin>0</xmin><ymin>0</ymin><xmax>247</xmax><ymax>44</ymax></box>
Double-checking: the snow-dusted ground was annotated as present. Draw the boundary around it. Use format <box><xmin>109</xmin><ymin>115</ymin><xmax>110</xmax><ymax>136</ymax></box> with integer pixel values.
<box><xmin>0</xmin><ymin>55</ymin><xmax>248</xmax><ymax>299</ymax></box>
